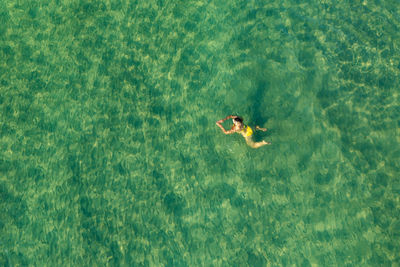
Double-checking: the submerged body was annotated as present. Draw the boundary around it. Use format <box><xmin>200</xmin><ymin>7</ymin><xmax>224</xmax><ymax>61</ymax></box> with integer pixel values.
<box><xmin>216</xmin><ymin>115</ymin><xmax>271</xmax><ymax>148</ymax></box>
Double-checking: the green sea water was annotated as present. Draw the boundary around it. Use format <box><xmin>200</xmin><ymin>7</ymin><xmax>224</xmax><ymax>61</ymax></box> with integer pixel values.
<box><xmin>1</xmin><ymin>0</ymin><xmax>399</xmax><ymax>266</ymax></box>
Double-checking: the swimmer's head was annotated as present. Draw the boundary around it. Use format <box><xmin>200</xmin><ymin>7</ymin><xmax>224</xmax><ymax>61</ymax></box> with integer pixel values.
<box><xmin>233</xmin><ymin>116</ymin><xmax>243</xmax><ymax>125</ymax></box>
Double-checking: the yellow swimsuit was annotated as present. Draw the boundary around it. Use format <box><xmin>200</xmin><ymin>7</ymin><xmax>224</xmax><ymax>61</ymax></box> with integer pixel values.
<box><xmin>241</xmin><ymin>125</ymin><xmax>253</xmax><ymax>137</ymax></box>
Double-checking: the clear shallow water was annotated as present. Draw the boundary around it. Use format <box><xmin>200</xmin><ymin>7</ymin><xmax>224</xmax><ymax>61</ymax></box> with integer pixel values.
<box><xmin>1</xmin><ymin>0</ymin><xmax>399</xmax><ymax>266</ymax></box>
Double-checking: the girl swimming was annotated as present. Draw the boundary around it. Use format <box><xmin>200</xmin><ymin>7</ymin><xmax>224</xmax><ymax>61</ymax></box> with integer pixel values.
<box><xmin>216</xmin><ymin>115</ymin><xmax>271</xmax><ymax>148</ymax></box>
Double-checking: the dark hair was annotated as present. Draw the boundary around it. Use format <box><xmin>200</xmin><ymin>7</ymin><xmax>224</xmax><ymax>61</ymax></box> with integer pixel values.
<box><xmin>233</xmin><ymin>117</ymin><xmax>243</xmax><ymax>123</ymax></box>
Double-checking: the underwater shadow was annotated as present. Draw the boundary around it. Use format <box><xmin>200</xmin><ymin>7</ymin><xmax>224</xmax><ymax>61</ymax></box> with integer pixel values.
<box><xmin>248</xmin><ymin>80</ymin><xmax>270</xmax><ymax>127</ymax></box>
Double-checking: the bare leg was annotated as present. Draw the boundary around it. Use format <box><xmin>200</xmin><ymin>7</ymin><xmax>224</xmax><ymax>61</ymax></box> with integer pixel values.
<box><xmin>245</xmin><ymin>137</ymin><xmax>270</xmax><ymax>148</ymax></box>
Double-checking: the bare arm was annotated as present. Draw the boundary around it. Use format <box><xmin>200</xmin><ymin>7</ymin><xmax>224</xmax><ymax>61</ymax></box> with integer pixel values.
<box><xmin>216</xmin><ymin>115</ymin><xmax>236</xmax><ymax>134</ymax></box>
<box><xmin>256</xmin><ymin>126</ymin><xmax>267</xmax><ymax>132</ymax></box>
<box><xmin>216</xmin><ymin>115</ymin><xmax>235</xmax><ymax>124</ymax></box>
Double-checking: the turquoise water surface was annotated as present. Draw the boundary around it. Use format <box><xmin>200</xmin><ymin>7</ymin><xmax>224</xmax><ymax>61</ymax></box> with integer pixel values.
<box><xmin>1</xmin><ymin>0</ymin><xmax>399</xmax><ymax>266</ymax></box>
